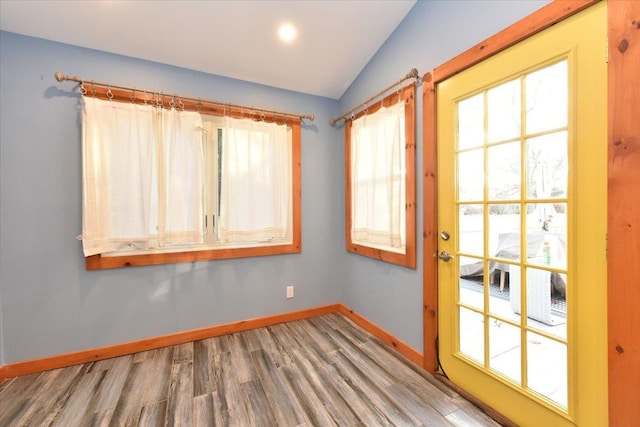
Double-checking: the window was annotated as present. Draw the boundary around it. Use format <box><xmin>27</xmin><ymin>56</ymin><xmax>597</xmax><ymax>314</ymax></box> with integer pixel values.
<box><xmin>345</xmin><ymin>84</ymin><xmax>416</xmax><ymax>268</ymax></box>
<box><xmin>201</xmin><ymin>115</ymin><xmax>293</xmax><ymax>246</ymax></box>
<box><xmin>82</xmin><ymin>94</ymin><xmax>301</xmax><ymax>270</ymax></box>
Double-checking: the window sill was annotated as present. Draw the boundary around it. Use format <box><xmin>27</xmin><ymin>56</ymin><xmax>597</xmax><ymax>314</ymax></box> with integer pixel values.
<box><xmin>86</xmin><ymin>241</ymin><xmax>301</xmax><ymax>270</ymax></box>
<box><xmin>346</xmin><ymin>242</ymin><xmax>416</xmax><ymax>269</ymax></box>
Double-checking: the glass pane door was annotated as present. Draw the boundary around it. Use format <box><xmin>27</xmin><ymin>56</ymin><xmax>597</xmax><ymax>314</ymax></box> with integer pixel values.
<box><xmin>436</xmin><ymin>3</ymin><xmax>607</xmax><ymax>425</ymax></box>
<box><xmin>456</xmin><ymin>60</ymin><xmax>569</xmax><ymax>408</ymax></box>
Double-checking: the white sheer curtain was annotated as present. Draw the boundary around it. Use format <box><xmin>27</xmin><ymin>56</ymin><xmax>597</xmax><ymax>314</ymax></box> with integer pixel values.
<box><xmin>157</xmin><ymin>108</ymin><xmax>204</xmax><ymax>246</ymax></box>
<box><xmin>220</xmin><ymin>117</ymin><xmax>291</xmax><ymax>243</ymax></box>
<box><xmin>350</xmin><ymin>101</ymin><xmax>405</xmax><ymax>250</ymax></box>
<box><xmin>82</xmin><ymin>97</ymin><xmax>157</xmax><ymax>256</ymax></box>
<box><xmin>82</xmin><ymin>97</ymin><xmax>204</xmax><ymax>256</ymax></box>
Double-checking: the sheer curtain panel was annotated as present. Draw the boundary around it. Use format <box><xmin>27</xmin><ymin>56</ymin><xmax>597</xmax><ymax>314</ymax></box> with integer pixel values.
<box><xmin>350</xmin><ymin>101</ymin><xmax>406</xmax><ymax>250</ymax></box>
<box><xmin>158</xmin><ymin>109</ymin><xmax>204</xmax><ymax>246</ymax></box>
<box><xmin>220</xmin><ymin>117</ymin><xmax>292</xmax><ymax>243</ymax></box>
<box><xmin>81</xmin><ymin>97</ymin><xmax>157</xmax><ymax>256</ymax></box>
<box><xmin>82</xmin><ymin>98</ymin><xmax>205</xmax><ymax>256</ymax></box>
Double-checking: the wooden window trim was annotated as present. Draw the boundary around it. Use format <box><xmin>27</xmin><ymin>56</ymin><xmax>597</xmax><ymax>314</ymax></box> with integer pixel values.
<box><xmin>83</xmin><ymin>88</ymin><xmax>301</xmax><ymax>270</ymax></box>
<box><xmin>606</xmin><ymin>1</ymin><xmax>640</xmax><ymax>425</ymax></box>
<box><xmin>345</xmin><ymin>84</ymin><xmax>416</xmax><ymax>269</ymax></box>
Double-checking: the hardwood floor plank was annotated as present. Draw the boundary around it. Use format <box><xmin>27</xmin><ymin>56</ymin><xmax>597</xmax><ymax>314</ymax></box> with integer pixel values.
<box><xmin>0</xmin><ymin>377</ymin><xmax>16</xmax><ymax>393</ymax></box>
<box><xmin>447</xmin><ymin>396</ymin><xmax>503</xmax><ymax>427</ymax></box>
<box><xmin>215</xmin><ymin>351</ymin><xmax>252</xmax><ymax>426</ymax></box>
<box><xmin>108</xmin><ymin>359</ymin><xmax>153</xmax><ymax>426</ymax></box>
<box><xmin>405</xmin><ymin>380</ymin><xmax>461</xmax><ymax>418</ymax></box>
<box><xmin>331</xmin><ymin>349</ymin><xmax>423</xmax><ymax>426</ymax></box>
<box><xmin>51</xmin><ymin>369</ymin><xmax>107</xmax><ymax>426</ymax></box>
<box><xmin>89</xmin><ymin>409</ymin><xmax>115</xmax><ymax>427</ymax></box>
<box><xmin>359</xmin><ymin>340</ymin><xmax>422</xmax><ymax>384</ymax></box>
<box><xmin>252</xmin><ymin>326</ymin><xmax>294</xmax><ymax>368</ymax></box>
<box><xmin>279</xmin><ymin>332</ymin><xmax>381</xmax><ymax>426</ymax></box>
<box><xmin>0</xmin><ymin>371</ymin><xmax>42</xmax><ymax>424</ymax></box>
<box><xmin>287</xmin><ymin>320</ymin><xmax>342</xmax><ymax>369</ymax></box>
<box><xmin>320</xmin><ymin>356</ymin><xmax>390</xmax><ymax>426</ymax></box>
<box><xmin>240</xmin><ymin>379</ymin><xmax>278</xmax><ymax>427</ymax></box>
<box><xmin>92</xmin><ymin>354</ymin><xmax>134</xmax><ymax>413</ymax></box>
<box><xmin>264</xmin><ymin>324</ymin><xmax>296</xmax><ymax>367</ymax></box>
<box><xmin>330</xmin><ymin>329</ymin><xmax>396</xmax><ymax>388</ymax></box>
<box><xmin>386</xmin><ymin>383</ymin><xmax>454</xmax><ymax>427</ymax></box>
<box><xmin>366</xmin><ymin>337</ymin><xmax>461</xmax><ymax>401</ymax></box>
<box><xmin>193</xmin><ymin>339</ymin><xmax>214</xmax><ymax>396</ymax></box>
<box><xmin>88</xmin><ymin>356</ymin><xmax>117</xmax><ymax>373</ymax></box>
<box><xmin>0</xmin><ymin>397</ymin><xmax>33</xmax><ymax>427</ymax></box>
<box><xmin>132</xmin><ymin>349</ymin><xmax>156</xmax><ymax>363</ymax></box>
<box><xmin>277</xmin><ymin>321</ymin><xmax>314</xmax><ymax>350</ymax></box>
<box><xmin>283</xmin><ymin>321</ymin><xmax>331</xmax><ymax>362</ymax></box>
<box><xmin>11</xmin><ymin>364</ymin><xmax>86</xmax><ymax>426</ymax></box>
<box><xmin>210</xmin><ymin>353</ymin><xmax>230</xmax><ymax>425</ymax></box>
<box><xmin>0</xmin><ymin>372</ymin><xmax>40</xmax><ymax>398</ymax></box>
<box><xmin>251</xmin><ymin>348</ymin><xmax>309</xmax><ymax>426</ymax></box>
<box><xmin>193</xmin><ymin>394</ymin><xmax>214</xmax><ymax>426</ymax></box>
<box><xmin>359</xmin><ymin>340</ymin><xmax>460</xmax><ymax>416</ymax></box>
<box><xmin>172</xmin><ymin>342</ymin><xmax>194</xmax><ymax>365</ymax></box>
<box><xmin>288</xmin><ymin>347</ymin><xmax>361</xmax><ymax>427</ymax></box>
<box><xmin>318</xmin><ymin>313</ymin><xmax>371</xmax><ymax>344</ymax></box>
<box><xmin>223</xmin><ymin>330</ymin><xmax>247</xmax><ymax>354</ymax></box>
<box><xmin>280</xmin><ymin>363</ymin><xmax>338</xmax><ymax>427</ymax></box>
<box><xmin>296</xmin><ymin>319</ymin><xmax>341</xmax><ymax>353</ymax></box>
<box><xmin>447</xmin><ymin>407</ymin><xmax>499</xmax><ymax>427</ymax></box>
<box><xmin>142</xmin><ymin>346</ymin><xmax>174</xmax><ymax>405</ymax></box>
<box><xmin>210</xmin><ymin>334</ymin><xmax>229</xmax><ymax>354</ymax></box>
<box><xmin>225</xmin><ymin>333</ymin><xmax>257</xmax><ymax>384</ymax></box>
<box><xmin>165</xmin><ymin>361</ymin><xmax>194</xmax><ymax>427</ymax></box>
<box><xmin>27</xmin><ymin>367</ymin><xmax>89</xmax><ymax>426</ymax></box>
<box><xmin>210</xmin><ymin>390</ymin><xmax>226</xmax><ymax>426</ymax></box>
<box><xmin>237</xmin><ymin>328</ymin><xmax>263</xmax><ymax>353</ymax></box>
<box><xmin>267</xmin><ymin>322</ymin><xmax>299</xmax><ymax>349</ymax></box>
<box><xmin>138</xmin><ymin>400</ymin><xmax>167</xmax><ymax>427</ymax></box>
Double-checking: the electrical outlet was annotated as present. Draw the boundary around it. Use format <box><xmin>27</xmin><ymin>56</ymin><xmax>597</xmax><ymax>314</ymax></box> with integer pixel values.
<box><xmin>286</xmin><ymin>285</ymin><xmax>294</xmax><ymax>299</ymax></box>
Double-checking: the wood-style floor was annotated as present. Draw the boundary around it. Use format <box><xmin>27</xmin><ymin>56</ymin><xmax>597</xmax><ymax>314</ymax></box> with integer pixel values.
<box><xmin>0</xmin><ymin>313</ymin><xmax>501</xmax><ymax>426</ymax></box>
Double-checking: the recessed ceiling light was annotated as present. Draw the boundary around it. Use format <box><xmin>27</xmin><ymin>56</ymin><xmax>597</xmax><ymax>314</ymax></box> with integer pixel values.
<box><xmin>278</xmin><ymin>23</ymin><xmax>297</xmax><ymax>43</ymax></box>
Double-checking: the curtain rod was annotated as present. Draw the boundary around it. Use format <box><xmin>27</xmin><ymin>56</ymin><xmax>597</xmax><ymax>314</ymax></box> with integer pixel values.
<box><xmin>329</xmin><ymin>68</ymin><xmax>419</xmax><ymax>126</ymax></box>
<box><xmin>54</xmin><ymin>72</ymin><xmax>315</xmax><ymax>122</ymax></box>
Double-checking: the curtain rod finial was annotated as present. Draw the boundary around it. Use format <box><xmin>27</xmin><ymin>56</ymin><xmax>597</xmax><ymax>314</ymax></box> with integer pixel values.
<box><xmin>54</xmin><ymin>71</ymin><xmax>64</xmax><ymax>82</ymax></box>
<box><xmin>410</xmin><ymin>68</ymin><xmax>419</xmax><ymax>78</ymax></box>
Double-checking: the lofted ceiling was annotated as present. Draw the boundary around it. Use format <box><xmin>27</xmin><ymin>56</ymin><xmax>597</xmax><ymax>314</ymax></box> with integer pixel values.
<box><xmin>0</xmin><ymin>0</ymin><xmax>416</xmax><ymax>99</ymax></box>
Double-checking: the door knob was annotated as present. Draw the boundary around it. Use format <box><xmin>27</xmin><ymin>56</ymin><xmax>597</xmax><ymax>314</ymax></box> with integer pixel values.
<box><xmin>438</xmin><ymin>251</ymin><xmax>454</xmax><ymax>262</ymax></box>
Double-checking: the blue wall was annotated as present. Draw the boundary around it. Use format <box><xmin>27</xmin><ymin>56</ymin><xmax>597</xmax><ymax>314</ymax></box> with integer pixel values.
<box><xmin>0</xmin><ymin>0</ymin><xmax>551</xmax><ymax>365</ymax></box>
<box><xmin>0</xmin><ymin>31</ymin><xmax>343</xmax><ymax>364</ymax></box>
<box><xmin>337</xmin><ymin>0</ymin><xmax>550</xmax><ymax>353</ymax></box>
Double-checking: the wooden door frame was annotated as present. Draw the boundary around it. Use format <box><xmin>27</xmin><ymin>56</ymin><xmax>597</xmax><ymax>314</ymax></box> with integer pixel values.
<box><xmin>422</xmin><ymin>0</ymin><xmax>640</xmax><ymax>424</ymax></box>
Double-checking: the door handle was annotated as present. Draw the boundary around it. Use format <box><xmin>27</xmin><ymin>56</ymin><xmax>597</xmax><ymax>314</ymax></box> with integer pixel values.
<box><xmin>438</xmin><ymin>251</ymin><xmax>454</xmax><ymax>262</ymax></box>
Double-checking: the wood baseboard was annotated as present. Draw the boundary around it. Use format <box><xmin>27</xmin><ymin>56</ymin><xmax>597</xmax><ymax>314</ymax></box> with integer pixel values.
<box><xmin>337</xmin><ymin>305</ymin><xmax>424</xmax><ymax>367</ymax></box>
<box><xmin>0</xmin><ymin>304</ymin><xmax>340</xmax><ymax>383</ymax></box>
<box><xmin>0</xmin><ymin>303</ymin><xmax>423</xmax><ymax>383</ymax></box>
<box><xmin>0</xmin><ymin>365</ymin><xmax>9</xmax><ymax>384</ymax></box>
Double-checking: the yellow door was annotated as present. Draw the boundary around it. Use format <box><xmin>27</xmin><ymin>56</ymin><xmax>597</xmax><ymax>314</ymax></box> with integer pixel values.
<box><xmin>437</xmin><ymin>3</ymin><xmax>607</xmax><ymax>426</ymax></box>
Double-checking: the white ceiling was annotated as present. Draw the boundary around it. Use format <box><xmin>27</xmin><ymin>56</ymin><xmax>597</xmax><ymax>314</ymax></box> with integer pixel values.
<box><xmin>0</xmin><ymin>0</ymin><xmax>416</xmax><ymax>99</ymax></box>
